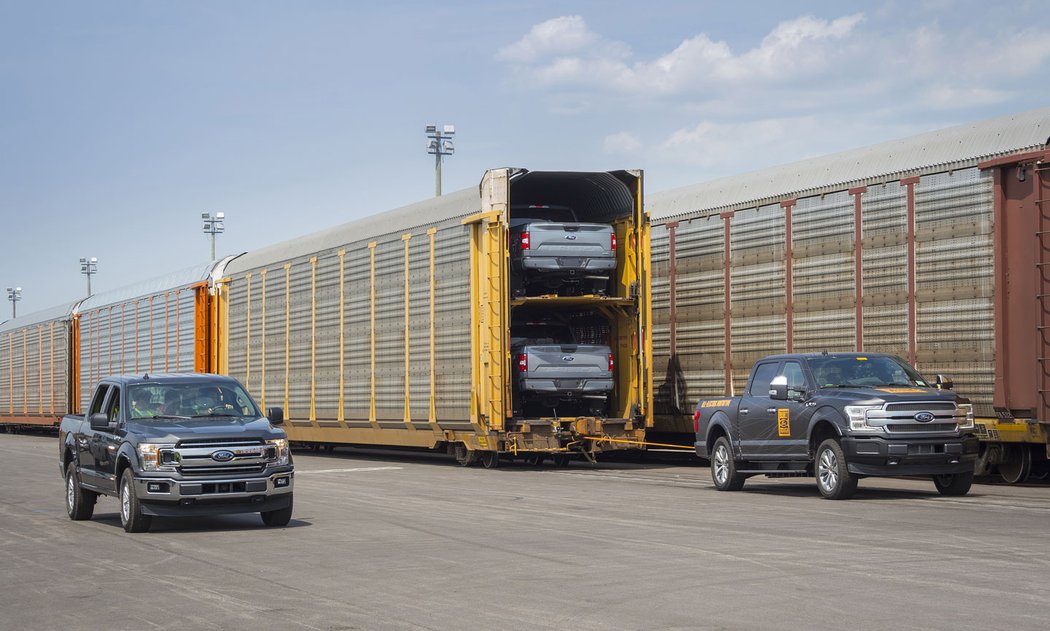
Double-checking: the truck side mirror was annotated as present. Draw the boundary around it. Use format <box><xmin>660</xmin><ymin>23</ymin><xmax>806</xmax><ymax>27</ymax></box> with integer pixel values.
<box><xmin>769</xmin><ymin>376</ymin><xmax>789</xmax><ymax>401</ymax></box>
<box><xmin>935</xmin><ymin>375</ymin><xmax>953</xmax><ymax>390</ymax></box>
<box><xmin>89</xmin><ymin>413</ymin><xmax>111</xmax><ymax>430</ymax></box>
<box><xmin>267</xmin><ymin>407</ymin><xmax>284</xmax><ymax>425</ymax></box>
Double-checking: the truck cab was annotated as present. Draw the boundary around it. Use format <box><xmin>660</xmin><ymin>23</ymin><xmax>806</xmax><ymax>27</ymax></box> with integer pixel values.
<box><xmin>694</xmin><ymin>353</ymin><xmax>979</xmax><ymax>499</ymax></box>
<box><xmin>60</xmin><ymin>374</ymin><xmax>293</xmax><ymax>532</ymax></box>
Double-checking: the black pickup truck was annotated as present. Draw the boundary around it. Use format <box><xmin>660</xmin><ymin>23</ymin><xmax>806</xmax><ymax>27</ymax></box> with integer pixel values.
<box><xmin>60</xmin><ymin>373</ymin><xmax>293</xmax><ymax>532</ymax></box>
<box><xmin>693</xmin><ymin>353</ymin><xmax>978</xmax><ymax>499</ymax></box>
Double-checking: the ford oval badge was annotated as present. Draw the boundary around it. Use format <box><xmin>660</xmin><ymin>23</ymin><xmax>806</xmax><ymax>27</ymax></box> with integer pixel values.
<box><xmin>212</xmin><ymin>450</ymin><xmax>235</xmax><ymax>462</ymax></box>
<box><xmin>914</xmin><ymin>412</ymin><xmax>935</xmax><ymax>423</ymax></box>
<box><xmin>562</xmin><ymin>356</ymin><xmax>575</xmax><ymax>362</ymax></box>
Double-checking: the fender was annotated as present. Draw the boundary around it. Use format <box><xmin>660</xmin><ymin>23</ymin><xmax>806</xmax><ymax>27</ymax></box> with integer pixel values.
<box><xmin>115</xmin><ymin>441</ymin><xmax>139</xmax><ymax>479</ymax></box>
<box><xmin>703</xmin><ymin>411</ymin><xmax>735</xmax><ymax>457</ymax></box>
<box><xmin>807</xmin><ymin>406</ymin><xmax>847</xmax><ymax>440</ymax></box>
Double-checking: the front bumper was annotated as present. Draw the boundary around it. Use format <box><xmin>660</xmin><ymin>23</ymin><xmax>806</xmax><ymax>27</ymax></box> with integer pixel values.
<box><xmin>841</xmin><ymin>435</ymin><xmax>979</xmax><ymax>476</ymax></box>
<box><xmin>132</xmin><ymin>468</ymin><xmax>294</xmax><ymax>517</ymax></box>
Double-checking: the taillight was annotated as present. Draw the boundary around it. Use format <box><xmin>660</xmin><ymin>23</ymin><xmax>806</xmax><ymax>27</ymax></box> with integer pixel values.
<box><xmin>520</xmin><ymin>231</ymin><xmax>530</xmax><ymax>250</ymax></box>
<box><xmin>517</xmin><ymin>353</ymin><xmax>528</xmax><ymax>372</ymax></box>
<box><xmin>693</xmin><ymin>409</ymin><xmax>701</xmax><ymax>433</ymax></box>
<box><xmin>608</xmin><ymin>353</ymin><xmax>615</xmax><ymax>372</ymax></box>
<box><xmin>610</xmin><ymin>232</ymin><xmax>617</xmax><ymax>251</ymax></box>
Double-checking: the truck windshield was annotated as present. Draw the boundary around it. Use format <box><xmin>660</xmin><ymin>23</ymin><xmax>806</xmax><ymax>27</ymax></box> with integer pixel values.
<box><xmin>809</xmin><ymin>356</ymin><xmax>929</xmax><ymax>388</ymax></box>
<box><xmin>128</xmin><ymin>383</ymin><xmax>261</xmax><ymax>420</ymax></box>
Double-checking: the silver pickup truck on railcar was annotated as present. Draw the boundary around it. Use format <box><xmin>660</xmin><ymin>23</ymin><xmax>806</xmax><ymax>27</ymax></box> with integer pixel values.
<box><xmin>60</xmin><ymin>373</ymin><xmax>293</xmax><ymax>532</ymax></box>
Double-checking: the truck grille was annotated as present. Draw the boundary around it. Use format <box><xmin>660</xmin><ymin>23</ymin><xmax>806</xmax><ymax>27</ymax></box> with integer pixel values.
<box><xmin>884</xmin><ymin>402</ymin><xmax>956</xmax><ymax>412</ymax></box>
<box><xmin>867</xmin><ymin>401</ymin><xmax>962</xmax><ymax>434</ymax></box>
<box><xmin>171</xmin><ymin>439</ymin><xmax>274</xmax><ymax>476</ymax></box>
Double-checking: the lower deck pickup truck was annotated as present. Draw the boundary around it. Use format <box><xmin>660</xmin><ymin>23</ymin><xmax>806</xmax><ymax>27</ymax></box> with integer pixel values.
<box><xmin>60</xmin><ymin>373</ymin><xmax>293</xmax><ymax>532</ymax></box>
<box><xmin>694</xmin><ymin>353</ymin><xmax>979</xmax><ymax>499</ymax></box>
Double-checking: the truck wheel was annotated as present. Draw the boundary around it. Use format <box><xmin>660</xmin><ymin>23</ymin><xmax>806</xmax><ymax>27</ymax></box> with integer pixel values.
<box><xmin>261</xmin><ymin>495</ymin><xmax>293</xmax><ymax>527</ymax></box>
<box><xmin>65</xmin><ymin>462</ymin><xmax>96</xmax><ymax>521</ymax></box>
<box><xmin>932</xmin><ymin>471</ymin><xmax>973</xmax><ymax>496</ymax></box>
<box><xmin>815</xmin><ymin>439</ymin><xmax>858</xmax><ymax>500</ymax></box>
<box><xmin>119</xmin><ymin>468</ymin><xmax>153</xmax><ymax>533</ymax></box>
<box><xmin>710</xmin><ymin>437</ymin><xmax>745</xmax><ymax>491</ymax></box>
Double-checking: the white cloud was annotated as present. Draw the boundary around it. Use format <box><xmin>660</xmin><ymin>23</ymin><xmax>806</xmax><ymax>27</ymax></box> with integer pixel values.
<box><xmin>496</xmin><ymin>15</ymin><xmax>628</xmax><ymax>63</ymax></box>
<box><xmin>603</xmin><ymin>131</ymin><xmax>642</xmax><ymax>155</ymax></box>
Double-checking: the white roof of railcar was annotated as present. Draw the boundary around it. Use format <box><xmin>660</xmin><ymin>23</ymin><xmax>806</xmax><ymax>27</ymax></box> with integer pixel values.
<box><xmin>225</xmin><ymin>187</ymin><xmax>480</xmax><ymax>275</ymax></box>
<box><xmin>76</xmin><ymin>262</ymin><xmax>217</xmax><ymax>313</ymax></box>
<box><xmin>649</xmin><ymin>107</ymin><xmax>1050</xmax><ymax>222</ymax></box>
<box><xmin>0</xmin><ymin>301</ymin><xmax>80</xmax><ymax>333</ymax></box>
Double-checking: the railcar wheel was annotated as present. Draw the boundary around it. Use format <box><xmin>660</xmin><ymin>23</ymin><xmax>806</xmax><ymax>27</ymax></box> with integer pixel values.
<box><xmin>525</xmin><ymin>453</ymin><xmax>546</xmax><ymax>466</ymax></box>
<box><xmin>710</xmin><ymin>437</ymin><xmax>745</xmax><ymax>491</ymax></box>
<box><xmin>933</xmin><ymin>471</ymin><xmax>973</xmax><ymax>496</ymax></box>
<box><xmin>453</xmin><ymin>443</ymin><xmax>478</xmax><ymax>467</ymax></box>
<box><xmin>65</xmin><ymin>462</ymin><xmax>96</xmax><ymax>521</ymax></box>
<box><xmin>815</xmin><ymin>439</ymin><xmax>858</xmax><ymax>500</ymax></box>
<box><xmin>119</xmin><ymin>468</ymin><xmax>152</xmax><ymax>533</ymax></box>
<box><xmin>480</xmin><ymin>452</ymin><xmax>500</xmax><ymax>469</ymax></box>
<box><xmin>553</xmin><ymin>454</ymin><xmax>571</xmax><ymax>467</ymax></box>
<box><xmin>998</xmin><ymin>444</ymin><xmax>1032</xmax><ymax>484</ymax></box>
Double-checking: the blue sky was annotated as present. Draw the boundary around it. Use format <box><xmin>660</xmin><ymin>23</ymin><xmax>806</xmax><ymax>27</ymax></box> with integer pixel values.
<box><xmin>2</xmin><ymin>0</ymin><xmax>1049</xmax><ymax>316</ymax></box>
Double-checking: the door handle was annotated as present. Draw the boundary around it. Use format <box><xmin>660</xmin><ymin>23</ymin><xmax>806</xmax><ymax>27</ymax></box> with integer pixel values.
<box><xmin>740</xmin><ymin>408</ymin><xmax>749</xmax><ymax>414</ymax></box>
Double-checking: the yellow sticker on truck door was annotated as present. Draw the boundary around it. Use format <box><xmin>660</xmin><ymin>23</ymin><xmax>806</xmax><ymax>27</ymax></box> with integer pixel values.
<box><xmin>777</xmin><ymin>409</ymin><xmax>790</xmax><ymax>437</ymax></box>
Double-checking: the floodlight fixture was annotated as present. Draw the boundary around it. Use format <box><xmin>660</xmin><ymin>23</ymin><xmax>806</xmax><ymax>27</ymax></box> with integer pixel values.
<box><xmin>425</xmin><ymin>122</ymin><xmax>456</xmax><ymax>197</ymax></box>
<box><xmin>6</xmin><ymin>286</ymin><xmax>21</xmax><ymax>319</ymax></box>
<box><xmin>79</xmin><ymin>256</ymin><xmax>98</xmax><ymax>297</ymax></box>
<box><xmin>202</xmin><ymin>211</ymin><xmax>226</xmax><ymax>260</ymax></box>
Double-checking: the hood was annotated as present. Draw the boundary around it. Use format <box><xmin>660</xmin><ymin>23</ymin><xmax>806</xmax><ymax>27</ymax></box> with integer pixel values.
<box><xmin>814</xmin><ymin>386</ymin><xmax>961</xmax><ymax>404</ymax></box>
<box><xmin>125</xmin><ymin>416</ymin><xmax>285</xmax><ymax>442</ymax></box>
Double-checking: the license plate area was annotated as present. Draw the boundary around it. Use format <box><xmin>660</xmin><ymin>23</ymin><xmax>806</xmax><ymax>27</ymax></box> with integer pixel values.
<box><xmin>907</xmin><ymin>443</ymin><xmax>945</xmax><ymax>455</ymax></box>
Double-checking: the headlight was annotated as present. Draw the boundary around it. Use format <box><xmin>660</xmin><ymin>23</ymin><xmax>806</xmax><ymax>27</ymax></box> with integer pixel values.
<box><xmin>138</xmin><ymin>443</ymin><xmax>176</xmax><ymax>471</ymax></box>
<box><xmin>956</xmin><ymin>403</ymin><xmax>975</xmax><ymax>430</ymax></box>
<box><xmin>845</xmin><ymin>405</ymin><xmax>882</xmax><ymax>433</ymax></box>
<box><xmin>266</xmin><ymin>438</ymin><xmax>290</xmax><ymax>466</ymax></box>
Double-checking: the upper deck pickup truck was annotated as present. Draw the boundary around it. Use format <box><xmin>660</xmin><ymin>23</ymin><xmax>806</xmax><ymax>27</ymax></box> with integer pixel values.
<box><xmin>693</xmin><ymin>353</ymin><xmax>979</xmax><ymax>499</ymax></box>
<box><xmin>509</xmin><ymin>205</ymin><xmax>617</xmax><ymax>297</ymax></box>
<box><xmin>60</xmin><ymin>373</ymin><xmax>293</xmax><ymax>532</ymax></box>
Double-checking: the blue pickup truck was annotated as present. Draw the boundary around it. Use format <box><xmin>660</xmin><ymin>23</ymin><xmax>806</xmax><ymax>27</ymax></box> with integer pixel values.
<box><xmin>693</xmin><ymin>353</ymin><xmax>979</xmax><ymax>499</ymax></box>
<box><xmin>60</xmin><ymin>373</ymin><xmax>293</xmax><ymax>532</ymax></box>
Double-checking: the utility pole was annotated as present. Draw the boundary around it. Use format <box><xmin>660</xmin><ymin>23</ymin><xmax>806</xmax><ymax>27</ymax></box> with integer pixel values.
<box><xmin>79</xmin><ymin>257</ymin><xmax>97</xmax><ymax>297</ymax></box>
<box><xmin>6</xmin><ymin>286</ymin><xmax>21</xmax><ymax>319</ymax></box>
<box><xmin>425</xmin><ymin>124</ymin><xmax>455</xmax><ymax>196</ymax></box>
<box><xmin>202</xmin><ymin>212</ymin><xmax>225</xmax><ymax>260</ymax></box>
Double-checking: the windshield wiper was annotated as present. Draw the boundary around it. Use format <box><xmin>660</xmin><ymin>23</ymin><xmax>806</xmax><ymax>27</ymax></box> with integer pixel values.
<box><xmin>146</xmin><ymin>414</ymin><xmax>191</xmax><ymax>420</ymax></box>
<box><xmin>190</xmin><ymin>413</ymin><xmax>242</xmax><ymax>418</ymax></box>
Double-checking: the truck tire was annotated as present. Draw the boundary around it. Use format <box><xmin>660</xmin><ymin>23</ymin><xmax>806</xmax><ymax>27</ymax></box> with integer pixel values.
<box><xmin>815</xmin><ymin>439</ymin><xmax>858</xmax><ymax>500</ymax></box>
<box><xmin>65</xmin><ymin>462</ymin><xmax>96</xmax><ymax>521</ymax></box>
<box><xmin>119</xmin><ymin>468</ymin><xmax>153</xmax><ymax>533</ymax></box>
<box><xmin>261</xmin><ymin>495</ymin><xmax>293</xmax><ymax>527</ymax></box>
<box><xmin>710</xmin><ymin>437</ymin><xmax>745</xmax><ymax>491</ymax></box>
<box><xmin>932</xmin><ymin>471</ymin><xmax>973</xmax><ymax>496</ymax></box>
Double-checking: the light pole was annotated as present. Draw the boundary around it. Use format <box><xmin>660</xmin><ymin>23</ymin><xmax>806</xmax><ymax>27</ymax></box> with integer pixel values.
<box><xmin>202</xmin><ymin>212</ymin><xmax>225</xmax><ymax>260</ymax></box>
<box><xmin>79</xmin><ymin>257</ymin><xmax>98</xmax><ymax>297</ymax></box>
<box><xmin>425</xmin><ymin>124</ymin><xmax>455</xmax><ymax>197</ymax></box>
<box><xmin>5</xmin><ymin>286</ymin><xmax>21</xmax><ymax>319</ymax></box>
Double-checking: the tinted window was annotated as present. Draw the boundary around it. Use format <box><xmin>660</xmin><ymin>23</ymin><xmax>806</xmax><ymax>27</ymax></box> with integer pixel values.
<box><xmin>88</xmin><ymin>385</ymin><xmax>110</xmax><ymax>416</ymax></box>
<box><xmin>105</xmin><ymin>387</ymin><xmax>121</xmax><ymax>422</ymax></box>
<box><xmin>748</xmin><ymin>363</ymin><xmax>779</xmax><ymax>397</ymax></box>
<box><xmin>781</xmin><ymin>362</ymin><xmax>807</xmax><ymax>394</ymax></box>
<box><xmin>810</xmin><ymin>355</ymin><xmax>927</xmax><ymax>387</ymax></box>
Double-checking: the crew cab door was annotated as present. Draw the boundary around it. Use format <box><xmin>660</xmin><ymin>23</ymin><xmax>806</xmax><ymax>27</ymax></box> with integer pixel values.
<box><xmin>77</xmin><ymin>385</ymin><xmax>110</xmax><ymax>490</ymax></box>
<box><xmin>768</xmin><ymin>360</ymin><xmax>811</xmax><ymax>459</ymax></box>
<box><xmin>92</xmin><ymin>386</ymin><xmax>123</xmax><ymax>494</ymax></box>
<box><xmin>736</xmin><ymin>361</ymin><xmax>779</xmax><ymax>458</ymax></box>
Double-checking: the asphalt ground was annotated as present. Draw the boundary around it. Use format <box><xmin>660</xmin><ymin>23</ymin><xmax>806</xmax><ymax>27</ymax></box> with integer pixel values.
<box><xmin>1</xmin><ymin>434</ymin><xmax>1048</xmax><ymax>631</ymax></box>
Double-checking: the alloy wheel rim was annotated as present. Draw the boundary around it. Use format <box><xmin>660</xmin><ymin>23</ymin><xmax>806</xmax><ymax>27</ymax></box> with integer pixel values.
<box><xmin>818</xmin><ymin>449</ymin><xmax>838</xmax><ymax>491</ymax></box>
<box><xmin>121</xmin><ymin>480</ymin><xmax>130</xmax><ymax>523</ymax></box>
<box><xmin>66</xmin><ymin>474</ymin><xmax>74</xmax><ymax>510</ymax></box>
<box><xmin>714</xmin><ymin>445</ymin><xmax>729</xmax><ymax>484</ymax></box>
